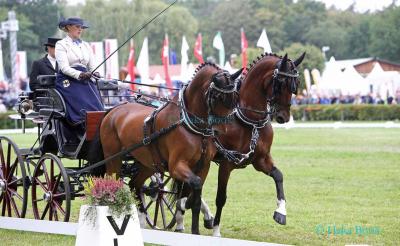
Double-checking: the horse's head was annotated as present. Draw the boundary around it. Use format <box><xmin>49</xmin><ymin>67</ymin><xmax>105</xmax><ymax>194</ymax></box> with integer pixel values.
<box><xmin>269</xmin><ymin>53</ymin><xmax>305</xmax><ymax>123</ymax></box>
<box><xmin>238</xmin><ymin>52</ymin><xmax>305</xmax><ymax>126</ymax></box>
<box><xmin>182</xmin><ymin>63</ymin><xmax>240</xmax><ymax>135</ymax></box>
<box><xmin>206</xmin><ymin>68</ymin><xmax>242</xmax><ymax>117</ymax></box>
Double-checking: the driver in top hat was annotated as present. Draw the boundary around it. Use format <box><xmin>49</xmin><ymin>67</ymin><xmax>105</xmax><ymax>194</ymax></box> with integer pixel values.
<box><xmin>29</xmin><ymin>37</ymin><xmax>61</xmax><ymax>91</ymax></box>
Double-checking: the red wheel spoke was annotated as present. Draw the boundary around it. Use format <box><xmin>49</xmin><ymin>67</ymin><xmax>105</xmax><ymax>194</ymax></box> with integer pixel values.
<box><xmin>32</xmin><ymin>197</ymin><xmax>44</xmax><ymax>202</ymax></box>
<box><xmin>8</xmin><ymin>192</ymin><xmax>21</xmax><ymax>217</ymax></box>
<box><xmin>53</xmin><ymin>207</ymin><xmax>59</xmax><ymax>221</ymax></box>
<box><xmin>0</xmin><ymin>193</ymin><xmax>4</xmax><ymax>203</ymax></box>
<box><xmin>50</xmin><ymin>159</ymin><xmax>54</xmax><ymax>191</ymax></box>
<box><xmin>40</xmin><ymin>203</ymin><xmax>50</xmax><ymax>220</ymax></box>
<box><xmin>7</xmin><ymin>158</ymin><xmax>19</xmax><ymax>181</ymax></box>
<box><xmin>49</xmin><ymin>205</ymin><xmax>53</xmax><ymax>221</ymax></box>
<box><xmin>42</xmin><ymin>164</ymin><xmax>51</xmax><ymax>187</ymax></box>
<box><xmin>8</xmin><ymin>188</ymin><xmax>23</xmax><ymax>201</ymax></box>
<box><xmin>51</xmin><ymin>175</ymin><xmax>62</xmax><ymax>194</ymax></box>
<box><xmin>52</xmin><ymin>193</ymin><xmax>66</xmax><ymax>199</ymax></box>
<box><xmin>6</xmin><ymin>194</ymin><xmax>11</xmax><ymax>216</ymax></box>
<box><xmin>53</xmin><ymin>201</ymin><xmax>66</xmax><ymax>216</ymax></box>
<box><xmin>8</xmin><ymin>177</ymin><xmax>23</xmax><ymax>187</ymax></box>
<box><xmin>35</xmin><ymin>177</ymin><xmax>49</xmax><ymax>191</ymax></box>
<box><xmin>6</xmin><ymin>143</ymin><xmax>11</xmax><ymax>171</ymax></box>
<box><xmin>0</xmin><ymin>140</ymin><xmax>5</xmax><ymax>166</ymax></box>
<box><xmin>1</xmin><ymin>195</ymin><xmax>6</xmax><ymax>215</ymax></box>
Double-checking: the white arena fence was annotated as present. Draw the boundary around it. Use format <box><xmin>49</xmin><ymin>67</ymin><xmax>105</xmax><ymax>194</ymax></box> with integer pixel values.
<box><xmin>1</xmin><ymin>121</ymin><xmax>399</xmax><ymax>136</ymax></box>
<box><xmin>0</xmin><ymin>217</ymin><xmax>286</xmax><ymax>246</ymax></box>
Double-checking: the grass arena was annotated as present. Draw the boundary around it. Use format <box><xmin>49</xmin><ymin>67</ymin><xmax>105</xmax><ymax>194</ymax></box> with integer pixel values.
<box><xmin>0</xmin><ymin>127</ymin><xmax>398</xmax><ymax>245</ymax></box>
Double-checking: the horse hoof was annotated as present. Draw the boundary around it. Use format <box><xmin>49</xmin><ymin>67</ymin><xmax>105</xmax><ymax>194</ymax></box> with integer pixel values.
<box><xmin>273</xmin><ymin>211</ymin><xmax>286</xmax><ymax>225</ymax></box>
<box><xmin>204</xmin><ymin>217</ymin><xmax>214</xmax><ymax>229</ymax></box>
<box><xmin>175</xmin><ymin>228</ymin><xmax>184</xmax><ymax>233</ymax></box>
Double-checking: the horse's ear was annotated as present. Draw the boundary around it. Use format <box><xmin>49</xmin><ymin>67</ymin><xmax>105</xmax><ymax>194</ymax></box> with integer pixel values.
<box><xmin>279</xmin><ymin>54</ymin><xmax>288</xmax><ymax>71</ymax></box>
<box><xmin>294</xmin><ymin>52</ymin><xmax>306</xmax><ymax>67</ymax></box>
<box><xmin>231</xmin><ymin>68</ymin><xmax>244</xmax><ymax>80</ymax></box>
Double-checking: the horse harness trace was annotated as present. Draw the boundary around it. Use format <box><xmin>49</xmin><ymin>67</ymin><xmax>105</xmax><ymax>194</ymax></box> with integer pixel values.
<box><xmin>70</xmin><ymin>69</ymin><xmax>238</xmax><ymax>176</ymax></box>
<box><xmin>213</xmin><ymin>58</ymin><xmax>300</xmax><ymax>168</ymax></box>
<box><xmin>143</xmin><ymin>71</ymin><xmax>239</xmax><ymax>173</ymax></box>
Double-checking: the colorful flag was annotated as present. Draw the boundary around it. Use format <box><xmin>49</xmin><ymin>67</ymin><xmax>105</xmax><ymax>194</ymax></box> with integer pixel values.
<box><xmin>161</xmin><ymin>34</ymin><xmax>172</xmax><ymax>91</ymax></box>
<box><xmin>181</xmin><ymin>36</ymin><xmax>189</xmax><ymax>78</ymax></box>
<box><xmin>213</xmin><ymin>31</ymin><xmax>225</xmax><ymax>67</ymax></box>
<box><xmin>137</xmin><ymin>37</ymin><xmax>149</xmax><ymax>83</ymax></box>
<box><xmin>126</xmin><ymin>39</ymin><xmax>135</xmax><ymax>90</ymax></box>
<box><xmin>104</xmin><ymin>39</ymin><xmax>119</xmax><ymax>79</ymax></box>
<box><xmin>194</xmin><ymin>33</ymin><xmax>204</xmax><ymax>64</ymax></box>
<box><xmin>241</xmin><ymin>28</ymin><xmax>248</xmax><ymax>69</ymax></box>
<box><xmin>257</xmin><ymin>29</ymin><xmax>272</xmax><ymax>53</ymax></box>
<box><xmin>90</xmin><ymin>42</ymin><xmax>105</xmax><ymax>77</ymax></box>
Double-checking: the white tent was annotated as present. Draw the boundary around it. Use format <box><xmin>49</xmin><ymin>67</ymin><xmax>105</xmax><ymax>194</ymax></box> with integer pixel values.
<box><xmin>320</xmin><ymin>56</ymin><xmax>346</xmax><ymax>95</ymax></box>
<box><xmin>367</xmin><ymin>63</ymin><xmax>400</xmax><ymax>99</ymax></box>
<box><xmin>341</xmin><ymin>65</ymin><xmax>370</xmax><ymax>95</ymax></box>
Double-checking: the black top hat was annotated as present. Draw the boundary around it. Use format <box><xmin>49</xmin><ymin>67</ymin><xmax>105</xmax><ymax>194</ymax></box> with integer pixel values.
<box><xmin>58</xmin><ymin>17</ymin><xmax>89</xmax><ymax>31</ymax></box>
<box><xmin>43</xmin><ymin>37</ymin><xmax>61</xmax><ymax>47</ymax></box>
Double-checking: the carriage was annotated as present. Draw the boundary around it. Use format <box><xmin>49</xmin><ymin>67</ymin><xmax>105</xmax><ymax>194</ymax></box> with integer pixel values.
<box><xmin>0</xmin><ymin>74</ymin><xmax>179</xmax><ymax>229</ymax></box>
<box><xmin>1</xmin><ymin>52</ymin><xmax>305</xmax><ymax>235</ymax></box>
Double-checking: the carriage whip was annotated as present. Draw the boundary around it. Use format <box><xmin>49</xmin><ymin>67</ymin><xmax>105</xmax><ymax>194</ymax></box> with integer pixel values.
<box><xmin>91</xmin><ymin>0</ymin><xmax>177</xmax><ymax>74</ymax></box>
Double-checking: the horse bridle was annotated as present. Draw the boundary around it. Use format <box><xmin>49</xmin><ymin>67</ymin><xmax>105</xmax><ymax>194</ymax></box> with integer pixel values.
<box><xmin>213</xmin><ymin>59</ymin><xmax>300</xmax><ymax>167</ymax></box>
<box><xmin>180</xmin><ymin>72</ymin><xmax>238</xmax><ymax>137</ymax></box>
<box><xmin>236</xmin><ymin>60</ymin><xmax>299</xmax><ymax>128</ymax></box>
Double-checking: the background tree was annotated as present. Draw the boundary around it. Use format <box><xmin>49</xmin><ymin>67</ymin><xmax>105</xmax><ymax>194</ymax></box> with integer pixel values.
<box><xmin>79</xmin><ymin>0</ymin><xmax>198</xmax><ymax>65</ymax></box>
<box><xmin>368</xmin><ymin>6</ymin><xmax>400</xmax><ymax>62</ymax></box>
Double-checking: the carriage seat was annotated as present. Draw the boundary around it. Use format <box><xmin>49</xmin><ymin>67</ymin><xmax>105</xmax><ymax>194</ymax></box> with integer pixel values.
<box><xmin>36</xmin><ymin>89</ymin><xmax>66</xmax><ymax>119</ymax></box>
<box><xmin>37</xmin><ymin>74</ymin><xmax>56</xmax><ymax>88</ymax></box>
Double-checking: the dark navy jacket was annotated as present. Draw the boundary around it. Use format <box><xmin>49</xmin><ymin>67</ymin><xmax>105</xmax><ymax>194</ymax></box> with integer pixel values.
<box><xmin>56</xmin><ymin>66</ymin><xmax>104</xmax><ymax>125</ymax></box>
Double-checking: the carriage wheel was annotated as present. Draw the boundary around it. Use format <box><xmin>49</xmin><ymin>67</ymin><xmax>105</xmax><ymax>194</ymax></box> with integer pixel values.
<box><xmin>140</xmin><ymin>173</ymin><xmax>179</xmax><ymax>230</ymax></box>
<box><xmin>31</xmin><ymin>153</ymin><xmax>71</xmax><ymax>221</ymax></box>
<box><xmin>0</xmin><ymin>136</ymin><xmax>28</xmax><ymax>217</ymax></box>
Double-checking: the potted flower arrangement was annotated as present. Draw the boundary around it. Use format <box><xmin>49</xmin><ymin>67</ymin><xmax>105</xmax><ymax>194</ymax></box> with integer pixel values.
<box><xmin>75</xmin><ymin>175</ymin><xmax>143</xmax><ymax>246</ymax></box>
<box><xmin>83</xmin><ymin>175</ymin><xmax>134</xmax><ymax>224</ymax></box>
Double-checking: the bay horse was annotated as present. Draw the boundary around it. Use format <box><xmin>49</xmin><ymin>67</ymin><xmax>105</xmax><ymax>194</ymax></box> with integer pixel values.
<box><xmin>89</xmin><ymin>63</ymin><xmax>242</xmax><ymax>234</ymax></box>
<box><xmin>175</xmin><ymin>53</ymin><xmax>305</xmax><ymax>236</ymax></box>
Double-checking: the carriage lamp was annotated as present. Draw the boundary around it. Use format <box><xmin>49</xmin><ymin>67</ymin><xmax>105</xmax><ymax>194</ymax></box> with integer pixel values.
<box><xmin>18</xmin><ymin>98</ymin><xmax>34</xmax><ymax>115</ymax></box>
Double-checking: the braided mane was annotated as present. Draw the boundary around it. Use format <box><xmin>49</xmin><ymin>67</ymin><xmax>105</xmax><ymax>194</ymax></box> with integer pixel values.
<box><xmin>191</xmin><ymin>62</ymin><xmax>221</xmax><ymax>80</ymax></box>
<box><xmin>239</xmin><ymin>52</ymin><xmax>283</xmax><ymax>81</ymax></box>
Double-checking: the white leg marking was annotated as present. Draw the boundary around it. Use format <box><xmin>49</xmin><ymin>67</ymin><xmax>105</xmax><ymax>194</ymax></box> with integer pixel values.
<box><xmin>175</xmin><ymin>209</ymin><xmax>185</xmax><ymax>231</ymax></box>
<box><xmin>177</xmin><ymin>197</ymin><xmax>187</xmax><ymax>211</ymax></box>
<box><xmin>213</xmin><ymin>225</ymin><xmax>221</xmax><ymax>237</ymax></box>
<box><xmin>275</xmin><ymin>199</ymin><xmax>286</xmax><ymax>215</ymax></box>
<box><xmin>200</xmin><ymin>198</ymin><xmax>214</xmax><ymax>220</ymax></box>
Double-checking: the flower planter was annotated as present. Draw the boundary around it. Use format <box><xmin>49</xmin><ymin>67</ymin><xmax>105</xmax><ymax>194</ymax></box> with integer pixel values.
<box><xmin>75</xmin><ymin>205</ymin><xmax>143</xmax><ymax>246</ymax></box>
